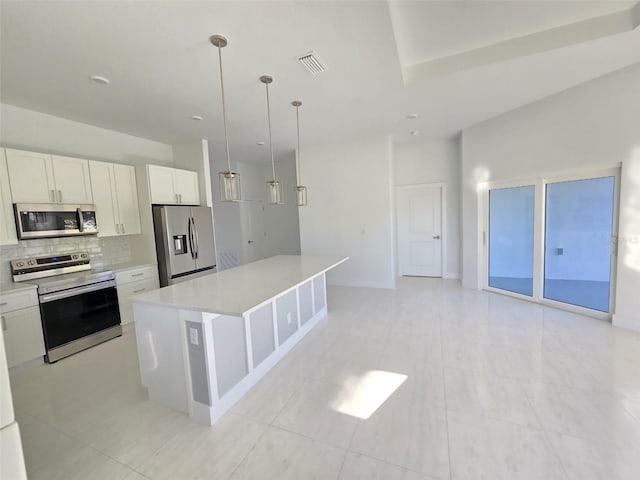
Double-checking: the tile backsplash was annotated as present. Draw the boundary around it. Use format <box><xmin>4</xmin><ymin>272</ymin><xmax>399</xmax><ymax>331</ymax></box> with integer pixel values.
<box><xmin>0</xmin><ymin>236</ymin><xmax>131</xmax><ymax>283</ymax></box>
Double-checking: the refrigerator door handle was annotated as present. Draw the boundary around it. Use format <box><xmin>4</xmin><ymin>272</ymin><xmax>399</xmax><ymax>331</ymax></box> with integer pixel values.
<box><xmin>188</xmin><ymin>216</ymin><xmax>196</xmax><ymax>260</ymax></box>
<box><xmin>193</xmin><ymin>218</ymin><xmax>200</xmax><ymax>260</ymax></box>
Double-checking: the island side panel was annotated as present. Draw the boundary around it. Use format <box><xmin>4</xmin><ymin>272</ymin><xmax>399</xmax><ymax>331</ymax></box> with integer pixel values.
<box><xmin>276</xmin><ymin>289</ymin><xmax>299</xmax><ymax>346</ymax></box>
<box><xmin>133</xmin><ymin>302</ymin><xmax>190</xmax><ymax>414</ymax></box>
<box><xmin>298</xmin><ymin>280</ymin><xmax>313</xmax><ymax>325</ymax></box>
<box><xmin>210</xmin><ymin>314</ymin><xmax>248</xmax><ymax>397</ymax></box>
<box><xmin>313</xmin><ymin>273</ymin><xmax>327</xmax><ymax>314</ymax></box>
<box><xmin>249</xmin><ymin>304</ymin><xmax>276</xmax><ymax>369</ymax></box>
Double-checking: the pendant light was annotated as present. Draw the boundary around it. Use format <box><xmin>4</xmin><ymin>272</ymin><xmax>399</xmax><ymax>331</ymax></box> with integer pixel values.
<box><xmin>291</xmin><ymin>100</ymin><xmax>307</xmax><ymax>206</ymax></box>
<box><xmin>260</xmin><ymin>75</ymin><xmax>283</xmax><ymax>204</ymax></box>
<box><xmin>210</xmin><ymin>34</ymin><xmax>241</xmax><ymax>202</ymax></box>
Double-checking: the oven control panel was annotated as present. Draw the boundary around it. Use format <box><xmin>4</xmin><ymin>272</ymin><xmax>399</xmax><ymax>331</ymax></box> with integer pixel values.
<box><xmin>11</xmin><ymin>251</ymin><xmax>91</xmax><ymax>280</ymax></box>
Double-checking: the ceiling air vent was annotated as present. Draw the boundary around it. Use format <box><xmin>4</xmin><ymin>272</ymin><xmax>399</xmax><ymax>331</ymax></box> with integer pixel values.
<box><xmin>297</xmin><ymin>51</ymin><xmax>326</xmax><ymax>75</ymax></box>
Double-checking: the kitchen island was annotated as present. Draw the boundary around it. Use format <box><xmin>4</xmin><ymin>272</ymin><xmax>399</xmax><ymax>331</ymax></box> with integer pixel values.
<box><xmin>131</xmin><ymin>255</ymin><xmax>347</xmax><ymax>425</ymax></box>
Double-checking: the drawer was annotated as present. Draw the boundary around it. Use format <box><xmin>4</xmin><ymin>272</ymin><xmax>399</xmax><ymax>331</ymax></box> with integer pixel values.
<box><xmin>0</xmin><ymin>289</ymin><xmax>38</xmax><ymax>314</ymax></box>
<box><xmin>115</xmin><ymin>265</ymin><xmax>157</xmax><ymax>285</ymax></box>
<box><xmin>116</xmin><ymin>277</ymin><xmax>159</xmax><ymax>325</ymax></box>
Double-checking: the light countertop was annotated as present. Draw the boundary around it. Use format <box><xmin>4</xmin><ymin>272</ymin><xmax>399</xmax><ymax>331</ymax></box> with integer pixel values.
<box><xmin>107</xmin><ymin>261</ymin><xmax>157</xmax><ymax>273</ymax></box>
<box><xmin>0</xmin><ymin>281</ymin><xmax>37</xmax><ymax>295</ymax></box>
<box><xmin>131</xmin><ymin>255</ymin><xmax>347</xmax><ymax>316</ymax></box>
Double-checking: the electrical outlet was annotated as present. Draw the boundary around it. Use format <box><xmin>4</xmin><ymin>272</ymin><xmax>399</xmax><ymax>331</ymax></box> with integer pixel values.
<box><xmin>189</xmin><ymin>328</ymin><xmax>199</xmax><ymax>346</ymax></box>
<box><xmin>286</xmin><ymin>312</ymin><xmax>292</xmax><ymax>324</ymax></box>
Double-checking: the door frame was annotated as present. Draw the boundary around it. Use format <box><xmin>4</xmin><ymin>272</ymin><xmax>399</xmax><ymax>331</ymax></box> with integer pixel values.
<box><xmin>395</xmin><ymin>183</ymin><xmax>447</xmax><ymax>278</ymax></box>
<box><xmin>481</xmin><ymin>166</ymin><xmax>620</xmax><ymax>320</ymax></box>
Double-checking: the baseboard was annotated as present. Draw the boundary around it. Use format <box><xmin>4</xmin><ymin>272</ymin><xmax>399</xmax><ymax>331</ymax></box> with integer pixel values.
<box><xmin>612</xmin><ymin>313</ymin><xmax>640</xmax><ymax>333</ymax></box>
<box><xmin>443</xmin><ymin>272</ymin><xmax>461</xmax><ymax>280</ymax></box>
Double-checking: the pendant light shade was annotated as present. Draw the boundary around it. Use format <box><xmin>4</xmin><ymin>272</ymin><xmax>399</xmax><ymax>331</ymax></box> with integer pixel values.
<box><xmin>291</xmin><ymin>100</ymin><xmax>307</xmax><ymax>206</ymax></box>
<box><xmin>296</xmin><ymin>185</ymin><xmax>307</xmax><ymax>206</ymax></box>
<box><xmin>267</xmin><ymin>180</ymin><xmax>283</xmax><ymax>205</ymax></box>
<box><xmin>210</xmin><ymin>34</ymin><xmax>241</xmax><ymax>202</ymax></box>
<box><xmin>261</xmin><ymin>75</ymin><xmax>283</xmax><ymax>205</ymax></box>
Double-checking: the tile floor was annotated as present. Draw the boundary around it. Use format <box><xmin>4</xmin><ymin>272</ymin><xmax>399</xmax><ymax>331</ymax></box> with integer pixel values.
<box><xmin>9</xmin><ymin>278</ymin><xmax>640</xmax><ymax>479</ymax></box>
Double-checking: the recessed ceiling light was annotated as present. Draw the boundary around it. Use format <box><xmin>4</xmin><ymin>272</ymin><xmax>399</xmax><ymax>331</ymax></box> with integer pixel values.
<box><xmin>191</xmin><ymin>115</ymin><xmax>203</xmax><ymax>121</ymax></box>
<box><xmin>256</xmin><ymin>141</ymin><xmax>265</xmax><ymax>146</ymax></box>
<box><xmin>406</xmin><ymin>113</ymin><xmax>419</xmax><ymax>119</ymax></box>
<box><xmin>89</xmin><ymin>75</ymin><xmax>110</xmax><ymax>85</ymax></box>
<box><xmin>410</xmin><ymin>130</ymin><xmax>419</xmax><ymax>135</ymax></box>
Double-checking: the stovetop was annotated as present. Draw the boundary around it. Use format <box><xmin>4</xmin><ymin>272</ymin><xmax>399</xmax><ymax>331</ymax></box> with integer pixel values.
<box><xmin>25</xmin><ymin>268</ymin><xmax>115</xmax><ymax>295</ymax></box>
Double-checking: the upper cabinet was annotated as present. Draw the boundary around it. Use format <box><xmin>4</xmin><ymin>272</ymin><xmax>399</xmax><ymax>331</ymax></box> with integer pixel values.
<box><xmin>5</xmin><ymin>149</ymin><xmax>92</xmax><ymax>204</ymax></box>
<box><xmin>148</xmin><ymin>164</ymin><xmax>199</xmax><ymax>205</ymax></box>
<box><xmin>89</xmin><ymin>160</ymin><xmax>141</xmax><ymax>237</ymax></box>
<box><xmin>0</xmin><ymin>151</ymin><xmax>18</xmax><ymax>245</ymax></box>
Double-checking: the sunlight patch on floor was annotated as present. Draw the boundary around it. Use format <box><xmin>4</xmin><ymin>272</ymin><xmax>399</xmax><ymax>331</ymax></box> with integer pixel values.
<box><xmin>330</xmin><ymin>370</ymin><xmax>407</xmax><ymax>420</ymax></box>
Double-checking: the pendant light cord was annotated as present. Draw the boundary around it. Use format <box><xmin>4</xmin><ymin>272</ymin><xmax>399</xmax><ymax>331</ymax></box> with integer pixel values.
<box><xmin>265</xmin><ymin>82</ymin><xmax>276</xmax><ymax>181</ymax></box>
<box><xmin>217</xmin><ymin>44</ymin><xmax>232</xmax><ymax>173</ymax></box>
<box><xmin>295</xmin><ymin>105</ymin><xmax>301</xmax><ymax>186</ymax></box>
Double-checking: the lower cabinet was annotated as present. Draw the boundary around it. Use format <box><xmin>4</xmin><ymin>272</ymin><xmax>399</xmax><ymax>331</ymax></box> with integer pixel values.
<box><xmin>1</xmin><ymin>302</ymin><xmax>45</xmax><ymax>369</ymax></box>
<box><xmin>116</xmin><ymin>265</ymin><xmax>159</xmax><ymax>325</ymax></box>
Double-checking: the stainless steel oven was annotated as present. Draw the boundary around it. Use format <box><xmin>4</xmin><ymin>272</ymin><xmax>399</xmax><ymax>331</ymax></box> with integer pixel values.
<box><xmin>14</xmin><ymin>203</ymin><xmax>98</xmax><ymax>239</ymax></box>
<box><xmin>11</xmin><ymin>252</ymin><xmax>121</xmax><ymax>363</ymax></box>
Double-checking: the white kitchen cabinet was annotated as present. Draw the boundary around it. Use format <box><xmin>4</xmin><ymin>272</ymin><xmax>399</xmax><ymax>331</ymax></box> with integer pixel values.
<box><xmin>148</xmin><ymin>164</ymin><xmax>200</xmax><ymax>205</ymax></box>
<box><xmin>173</xmin><ymin>168</ymin><xmax>200</xmax><ymax>205</ymax></box>
<box><xmin>89</xmin><ymin>160</ymin><xmax>141</xmax><ymax>237</ymax></box>
<box><xmin>0</xmin><ymin>288</ymin><xmax>45</xmax><ymax>369</ymax></box>
<box><xmin>116</xmin><ymin>265</ymin><xmax>159</xmax><ymax>325</ymax></box>
<box><xmin>4</xmin><ymin>149</ymin><xmax>54</xmax><ymax>203</ymax></box>
<box><xmin>0</xmin><ymin>326</ymin><xmax>27</xmax><ymax>480</ymax></box>
<box><xmin>0</xmin><ymin>151</ymin><xmax>18</xmax><ymax>245</ymax></box>
<box><xmin>5</xmin><ymin>149</ymin><xmax>92</xmax><ymax>204</ymax></box>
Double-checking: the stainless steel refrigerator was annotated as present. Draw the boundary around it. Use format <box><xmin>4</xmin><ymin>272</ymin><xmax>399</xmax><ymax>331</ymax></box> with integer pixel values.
<box><xmin>152</xmin><ymin>205</ymin><xmax>217</xmax><ymax>286</ymax></box>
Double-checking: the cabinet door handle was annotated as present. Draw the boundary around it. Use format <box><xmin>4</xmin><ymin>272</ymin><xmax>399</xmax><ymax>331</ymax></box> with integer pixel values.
<box><xmin>131</xmin><ymin>272</ymin><xmax>144</xmax><ymax>278</ymax></box>
<box><xmin>1</xmin><ymin>315</ymin><xmax>6</xmax><ymax>332</ymax></box>
<box><xmin>0</xmin><ymin>302</ymin><xmax>7</xmax><ymax>306</ymax></box>
<box><xmin>179</xmin><ymin>193</ymin><xmax>183</xmax><ymax>203</ymax></box>
<box><xmin>121</xmin><ymin>223</ymin><xmax>125</xmax><ymax>234</ymax></box>
<box><xmin>133</xmin><ymin>288</ymin><xmax>146</xmax><ymax>294</ymax></box>
<box><xmin>175</xmin><ymin>193</ymin><xmax>179</xmax><ymax>203</ymax></box>
<box><xmin>50</xmin><ymin>189</ymin><xmax>56</xmax><ymax>202</ymax></box>
<box><xmin>57</xmin><ymin>190</ymin><xmax>62</xmax><ymax>202</ymax></box>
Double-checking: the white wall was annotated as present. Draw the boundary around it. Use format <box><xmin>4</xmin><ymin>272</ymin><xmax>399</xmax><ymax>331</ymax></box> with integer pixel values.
<box><xmin>299</xmin><ymin>136</ymin><xmax>395</xmax><ymax>288</ymax></box>
<box><xmin>209</xmin><ymin>149</ymin><xmax>300</xmax><ymax>270</ymax></box>
<box><xmin>461</xmin><ymin>63</ymin><xmax>640</xmax><ymax>331</ymax></box>
<box><xmin>394</xmin><ymin>137</ymin><xmax>461</xmax><ymax>278</ymax></box>
<box><xmin>0</xmin><ymin>103</ymin><xmax>173</xmax><ymax>164</ymax></box>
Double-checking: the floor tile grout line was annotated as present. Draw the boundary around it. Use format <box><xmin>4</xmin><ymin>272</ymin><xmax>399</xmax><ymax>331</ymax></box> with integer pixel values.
<box><xmin>440</xmin><ymin>310</ymin><xmax>454</xmax><ymax>480</ymax></box>
<box><xmin>519</xmin><ymin>377</ymin><xmax>571</xmax><ymax>480</ymax></box>
<box><xmin>23</xmin><ymin>407</ymin><xmax>167</xmax><ymax>478</ymax></box>
<box><xmin>225</xmin><ymin>423</ymin><xmax>271</xmax><ymax>480</ymax></box>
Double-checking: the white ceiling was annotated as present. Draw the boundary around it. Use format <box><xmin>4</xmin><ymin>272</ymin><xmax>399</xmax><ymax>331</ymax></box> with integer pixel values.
<box><xmin>1</xmin><ymin>1</ymin><xmax>639</xmax><ymax>165</ymax></box>
<box><xmin>388</xmin><ymin>0</ymin><xmax>636</xmax><ymax>66</ymax></box>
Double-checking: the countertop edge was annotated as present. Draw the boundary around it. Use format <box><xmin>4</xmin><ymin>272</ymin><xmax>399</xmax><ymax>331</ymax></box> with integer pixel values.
<box><xmin>130</xmin><ymin>256</ymin><xmax>348</xmax><ymax>317</ymax></box>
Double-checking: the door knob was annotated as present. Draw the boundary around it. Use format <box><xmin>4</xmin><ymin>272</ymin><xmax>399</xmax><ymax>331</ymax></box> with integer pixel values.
<box><xmin>433</xmin><ymin>235</ymin><xmax>441</xmax><ymax>240</ymax></box>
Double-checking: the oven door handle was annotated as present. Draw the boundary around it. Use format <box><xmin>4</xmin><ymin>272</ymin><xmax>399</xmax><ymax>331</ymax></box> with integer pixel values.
<box><xmin>39</xmin><ymin>280</ymin><xmax>116</xmax><ymax>303</ymax></box>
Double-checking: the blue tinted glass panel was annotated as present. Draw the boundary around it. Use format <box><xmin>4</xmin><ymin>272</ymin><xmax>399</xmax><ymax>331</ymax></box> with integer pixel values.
<box><xmin>544</xmin><ymin>177</ymin><xmax>615</xmax><ymax>312</ymax></box>
<box><xmin>489</xmin><ymin>185</ymin><xmax>535</xmax><ymax>296</ymax></box>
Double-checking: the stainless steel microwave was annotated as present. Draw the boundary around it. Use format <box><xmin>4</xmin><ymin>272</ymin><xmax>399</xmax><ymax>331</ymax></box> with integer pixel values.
<box><xmin>14</xmin><ymin>203</ymin><xmax>99</xmax><ymax>239</ymax></box>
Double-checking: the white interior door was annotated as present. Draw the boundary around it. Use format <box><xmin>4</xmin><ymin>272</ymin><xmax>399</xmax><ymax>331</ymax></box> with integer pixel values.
<box><xmin>397</xmin><ymin>185</ymin><xmax>443</xmax><ymax>277</ymax></box>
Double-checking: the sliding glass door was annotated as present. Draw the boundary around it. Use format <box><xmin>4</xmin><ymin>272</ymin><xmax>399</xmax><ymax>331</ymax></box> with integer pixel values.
<box><xmin>488</xmin><ymin>185</ymin><xmax>535</xmax><ymax>296</ymax></box>
<box><xmin>544</xmin><ymin>176</ymin><xmax>615</xmax><ymax>312</ymax></box>
<box><xmin>485</xmin><ymin>170</ymin><xmax>618</xmax><ymax>316</ymax></box>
